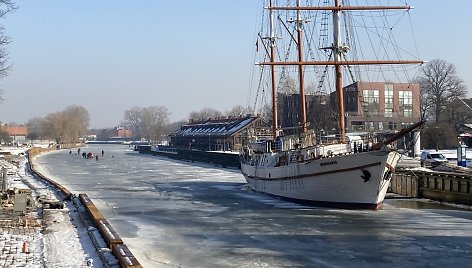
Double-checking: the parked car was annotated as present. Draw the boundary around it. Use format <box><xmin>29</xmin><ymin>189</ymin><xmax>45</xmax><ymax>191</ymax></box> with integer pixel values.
<box><xmin>420</xmin><ymin>151</ymin><xmax>448</xmax><ymax>167</ymax></box>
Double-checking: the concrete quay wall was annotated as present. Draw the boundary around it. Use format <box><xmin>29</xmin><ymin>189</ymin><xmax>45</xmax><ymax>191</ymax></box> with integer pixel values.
<box><xmin>390</xmin><ymin>170</ymin><xmax>472</xmax><ymax>205</ymax></box>
<box><xmin>27</xmin><ymin>147</ymin><xmax>142</xmax><ymax>268</ymax></box>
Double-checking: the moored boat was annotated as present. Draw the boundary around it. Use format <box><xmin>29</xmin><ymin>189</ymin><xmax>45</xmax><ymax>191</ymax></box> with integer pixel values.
<box><xmin>240</xmin><ymin>0</ymin><xmax>424</xmax><ymax>209</ymax></box>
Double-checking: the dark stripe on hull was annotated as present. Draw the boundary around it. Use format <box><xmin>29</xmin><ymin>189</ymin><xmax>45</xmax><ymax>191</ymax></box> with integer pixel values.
<box><xmin>253</xmin><ymin>189</ymin><xmax>382</xmax><ymax>210</ymax></box>
<box><xmin>243</xmin><ymin>161</ymin><xmax>382</xmax><ymax>181</ymax></box>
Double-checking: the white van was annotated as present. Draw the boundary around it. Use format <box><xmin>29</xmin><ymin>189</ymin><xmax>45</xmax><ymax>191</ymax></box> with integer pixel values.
<box><xmin>420</xmin><ymin>151</ymin><xmax>448</xmax><ymax>167</ymax></box>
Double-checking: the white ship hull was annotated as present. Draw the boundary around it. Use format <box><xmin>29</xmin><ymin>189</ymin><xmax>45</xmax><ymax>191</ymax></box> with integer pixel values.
<box><xmin>241</xmin><ymin>150</ymin><xmax>400</xmax><ymax>209</ymax></box>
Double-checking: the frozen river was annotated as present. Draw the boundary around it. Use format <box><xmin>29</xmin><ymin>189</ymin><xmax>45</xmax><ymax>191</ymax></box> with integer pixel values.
<box><xmin>34</xmin><ymin>144</ymin><xmax>472</xmax><ymax>268</ymax></box>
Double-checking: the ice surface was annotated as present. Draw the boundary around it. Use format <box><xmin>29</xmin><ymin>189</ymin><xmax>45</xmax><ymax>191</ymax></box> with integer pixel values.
<box><xmin>33</xmin><ymin>144</ymin><xmax>472</xmax><ymax>268</ymax></box>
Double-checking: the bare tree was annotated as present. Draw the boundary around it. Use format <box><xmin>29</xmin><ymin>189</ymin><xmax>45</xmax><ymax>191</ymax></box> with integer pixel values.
<box><xmin>225</xmin><ymin>105</ymin><xmax>253</xmax><ymax>117</ymax></box>
<box><xmin>43</xmin><ymin>112</ymin><xmax>63</xmax><ymax>143</ymax></box>
<box><xmin>164</xmin><ymin>119</ymin><xmax>187</xmax><ymax>135</ymax></box>
<box><xmin>42</xmin><ymin>105</ymin><xmax>89</xmax><ymax>143</ymax></box>
<box><xmin>123</xmin><ymin>107</ymin><xmax>142</xmax><ymax>136</ymax></box>
<box><xmin>141</xmin><ymin>106</ymin><xmax>170</xmax><ymax>143</ymax></box>
<box><xmin>0</xmin><ymin>0</ymin><xmax>17</xmax><ymax>102</ymax></box>
<box><xmin>62</xmin><ymin>105</ymin><xmax>89</xmax><ymax>142</ymax></box>
<box><xmin>0</xmin><ymin>0</ymin><xmax>15</xmax><ymax>18</ymax></box>
<box><xmin>417</xmin><ymin>59</ymin><xmax>468</xmax><ymax>122</ymax></box>
<box><xmin>188</xmin><ymin>107</ymin><xmax>222</xmax><ymax>122</ymax></box>
<box><xmin>26</xmin><ymin>117</ymin><xmax>46</xmax><ymax>140</ymax></box>
<box><xmin>278</xmin><ymin>76</ymin><xmax>297</xmax><ymax>94</ymax></box>
<box><xmin>421</xmin><ymin>122</ymin><xmax>459</xmax><ymax>150</ymax></box>
<box><xmin>440</xmin><ymin>98</ymin><xmax>472</xmax><ymax>129</ymax></box>
<box><xmin>259</xmin><ymin>103</ymin><xmax>272</xmax><ymax>125</ymax></box>
<box><xmin>0</xmin><ymin>127</ymin><xmax>11</xmax><ymax>143</ymax></box>
<box><xmin>123</xmin><ymin>106</ymin><xmax>170</xmax><ymax>143</ymax></box>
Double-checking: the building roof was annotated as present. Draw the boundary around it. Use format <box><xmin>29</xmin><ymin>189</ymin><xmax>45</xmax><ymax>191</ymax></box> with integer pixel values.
<box><xmin>171</xmin><ymin>116</ymin><xmax>259</xmax><ymax>137</ymax></box>
<box><xmin>1</xmin><ymin>125</ymin><xmax>28</xmax><ymax>136</ymax></box>
<box><xmin>462</xmin><ymin>123</ymin><xmax>472</xmax><ymax>129</ymax></box>
<box><xmin>460</xmin><ymin>98</ymin><xmax>472</xmax><ymax>110</ymax></box>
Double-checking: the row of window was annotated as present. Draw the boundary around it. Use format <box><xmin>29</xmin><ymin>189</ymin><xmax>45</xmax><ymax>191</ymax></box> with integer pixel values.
<box><xmin>361</xmin><ymin>88</ymin><xmax>413</xmax><ymax>117</ymax></box>
<box><xmin>350</xmin><ymin>121</ymin><xmax>413</xmax><ymax>131</ymax></box>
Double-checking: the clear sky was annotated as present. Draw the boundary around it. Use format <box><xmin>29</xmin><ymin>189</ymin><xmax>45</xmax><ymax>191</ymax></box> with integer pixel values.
<box><xmin>0</xmin><ymin>1</ymin><xmax>471</xmax><ymax>128</ymax></box>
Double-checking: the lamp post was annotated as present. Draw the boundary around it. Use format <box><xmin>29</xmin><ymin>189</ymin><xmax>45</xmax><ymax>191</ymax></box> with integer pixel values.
<box><xmin>208</xmin><ymin>134</ymin><xmax>211</xmax><ymax>151</ymax></box>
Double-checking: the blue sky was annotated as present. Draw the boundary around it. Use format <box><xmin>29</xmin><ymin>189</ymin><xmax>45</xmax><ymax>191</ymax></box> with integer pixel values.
<box><xmin>0</xmin><ymin>1</ymin><xmax>470</xmax><ymax>128</ymax></box>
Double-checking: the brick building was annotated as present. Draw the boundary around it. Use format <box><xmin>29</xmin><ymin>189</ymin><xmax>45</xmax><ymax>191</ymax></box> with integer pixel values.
<box><xmin>336</xmin><ymin>81</ymin><xmax>421</xmax><ymax>132</ymax></box>
<box><xmin>0</xmin><ymin>124</ymin><xmax>28</xmax><ymax>143</ymax></box>
<box><xmin>277</xmin><ymin>81</ymin><xmax>420</xmax><ymax>134</ymax></box>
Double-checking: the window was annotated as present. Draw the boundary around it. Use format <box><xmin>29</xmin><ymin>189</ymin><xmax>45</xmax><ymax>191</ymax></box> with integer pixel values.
<box><xmin>363</xmin><ymin>89</ymin><xmax>379</xmax><ymax>115</ymax></box>
<box><xmin>399</xmin><ymin>90</ymin><xmax>413</xmax><ymax>117</ymax></box>
<box><xmin>385</xmin><ymin>84</ymin><xmax>394</xmax><ymax>117</ymax></box>
<box><xmin>351</xmin><ymin>121</ymin><xmax>365</xmax><ymax>131</ymax></box>
<box><xmin>401</xmin><ymin>122</ymin><xmax>412</xmax><ymax>129</ymax></box>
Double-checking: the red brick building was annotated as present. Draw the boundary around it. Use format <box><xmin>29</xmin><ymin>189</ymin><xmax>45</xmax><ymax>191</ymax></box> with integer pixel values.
<box><xmin>0</xmin><ymin>124</ymin><xmax>28</xmax><ymax>142</ymax></box>
<box><xmin>336</xmin><ymin>81</ymin><xmax>421</xmax><ymax>131</ymax></box>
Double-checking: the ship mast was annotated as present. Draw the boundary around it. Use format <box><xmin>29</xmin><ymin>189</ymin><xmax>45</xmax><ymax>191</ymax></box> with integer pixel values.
<box><xmin>333</xmin><ymin>0</ymin><xmax>345</xmax><ymax>142</ymax></box>
<box><xmin>295</xmin><ymin>0</ymin><xmax>307</xmax><ymax>134</ymax></box>
<box><xmin>269</xmin><ymin>0</ymin><xmax>278</xmax><ymax>139</ymax></box>
<box><xmin>261</xmin><ymin>1</ymin><xmax>423</xmax><ymax>143</ymax></box>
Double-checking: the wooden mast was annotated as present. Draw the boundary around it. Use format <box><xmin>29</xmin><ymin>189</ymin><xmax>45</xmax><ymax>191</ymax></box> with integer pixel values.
<box><xmin>269</xmin><ymin>0</ymin><xmax>278</xmax><ymax>139</ymax></box>
<box><xmin>295</xmin><ymin>0</ymin><xmax>307</xmax><ymax>134</ymax></box>
<box><xmin>333</xmin><ymin>0</ymin><xmax>345</xmax><ymax>142</ymax></box>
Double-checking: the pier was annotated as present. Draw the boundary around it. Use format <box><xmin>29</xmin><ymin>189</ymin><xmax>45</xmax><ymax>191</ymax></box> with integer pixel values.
<box><xmin>391</xmin><ymin>170</ymin><xmax>472</xmax><ymax>205</ymax></box>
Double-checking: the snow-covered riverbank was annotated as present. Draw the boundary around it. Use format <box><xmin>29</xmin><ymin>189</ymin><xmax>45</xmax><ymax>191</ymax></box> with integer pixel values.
<box><xmin>0</xmin><ymin>146</ymin><xmax>103</xmax><ymax>267</ymax></box>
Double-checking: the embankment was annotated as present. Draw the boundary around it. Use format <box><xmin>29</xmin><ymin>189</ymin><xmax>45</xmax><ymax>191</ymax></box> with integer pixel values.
<box><xmin>27</xmin><ymin>147</ymin><xmax>142</xmax><ymax>268</ymax></box>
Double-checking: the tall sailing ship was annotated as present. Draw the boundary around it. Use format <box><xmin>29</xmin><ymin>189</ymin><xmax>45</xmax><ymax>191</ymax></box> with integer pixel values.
<box><xmin>240</xmin><ymin>0</ymin><xmax>424</xmax><ymax>209</ymax></box>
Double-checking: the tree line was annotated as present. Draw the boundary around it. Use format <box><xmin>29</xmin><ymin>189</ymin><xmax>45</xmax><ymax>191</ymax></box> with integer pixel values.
<box><xmin>3</xmin><ymin>58</ymin><xmax>465</xmax><ymax>150</ymax></box>
<box><xmin>21</xmin><ymin>58</ymin><xmax>469</xmax><ymax>149</ymax></box>
<box><xmin>21</xmin><ymin>103</ymin><xmax>254</xmax><ymax>144</ymax></box>
<box><xmin>27</xmin><ymin>105</ymin><xmax>90</xmax><ymax>144</ymax></box>
<box><xmin>122</xmin><ymin>105</ymin><xmax>253</xmax><ymax>143</ymax></box>
<box><xmin>417</xmin><ymin>59</ymin><xmax>468</xmax><ymax>149</ymax></box>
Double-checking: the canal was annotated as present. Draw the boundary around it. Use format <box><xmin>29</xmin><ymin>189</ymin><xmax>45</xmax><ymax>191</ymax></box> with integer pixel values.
<box><xmin>33</xmin><ymin>144</ymin><xmax>472</xmax><ymax>267</ymax></box>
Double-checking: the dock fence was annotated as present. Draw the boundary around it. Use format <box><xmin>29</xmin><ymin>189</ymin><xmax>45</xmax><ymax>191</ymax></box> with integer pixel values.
<box><xmin>390</xmin><ymin>170</ymin><xmax>472</xmax><ymax>205</ymax></box>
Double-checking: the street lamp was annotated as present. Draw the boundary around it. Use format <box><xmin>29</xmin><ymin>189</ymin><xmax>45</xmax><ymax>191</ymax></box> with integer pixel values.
<box><xmin>208</xmin><ymin>134</ymin><xmax>211</xmax><ymax>151</ymax></box>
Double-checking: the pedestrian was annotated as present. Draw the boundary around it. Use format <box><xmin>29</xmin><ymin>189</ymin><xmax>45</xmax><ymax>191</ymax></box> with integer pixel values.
<box><xmin>101</xmin><ymin>150</ymin><xmax>104</xmax><ymax>156</ymax></box>
<box><xmin>95</xmin><ymin>155</ymin><xmax>99</xmax><ymax>161</ymax></box>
